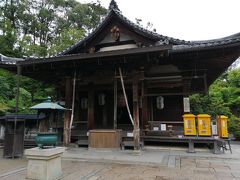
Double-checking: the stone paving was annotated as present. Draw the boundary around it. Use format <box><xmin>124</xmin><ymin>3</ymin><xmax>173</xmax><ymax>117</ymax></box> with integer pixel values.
<box><xmin>0</xmin><ymin>144</ymin><xmax>240</xmax><ymax>180</ymax></box>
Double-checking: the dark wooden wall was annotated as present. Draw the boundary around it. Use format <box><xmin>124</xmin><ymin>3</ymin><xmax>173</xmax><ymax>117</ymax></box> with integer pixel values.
<box><xmin>152</xmin><ymin>95</ymin><xmax>183</xmax><ymax>122</ymax></box>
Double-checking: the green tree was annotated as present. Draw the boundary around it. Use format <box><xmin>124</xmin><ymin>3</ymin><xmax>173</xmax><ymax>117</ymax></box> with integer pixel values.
<box><xmin>0</xmin><ymin>0</ymin><xmax>107</xmax><ymax>57</ymax></box>
<box><xmin>190</xmin><ymin>68</ymin><xmax>240</xmax><ymax>138</ymax></box>
<box><xmin>48</xmin><ymin>28</ymin><xmax>85</xmax><ymax>56</ymax></box>
<box><xmin>0</xmin><ymin>68</ymin><xmax>56</xmax><ymax>115</ymax></box>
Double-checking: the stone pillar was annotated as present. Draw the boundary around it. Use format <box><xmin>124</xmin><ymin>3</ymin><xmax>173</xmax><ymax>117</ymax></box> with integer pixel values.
<box><xmin>25</xmin><ymin>147</ymin><xmax>65</xmax><ymax>180</ymax></box>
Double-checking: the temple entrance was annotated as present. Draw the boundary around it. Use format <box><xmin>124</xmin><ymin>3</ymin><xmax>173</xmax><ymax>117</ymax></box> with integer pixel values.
<box><xmin>116</xmin><ymin>91</ymin><xmax>133</xmax><ymax>131</ymax></box>
<box><xmin>91</xmin><ymin>89</ymin><xmax>133</xmax><ymax>130</ymax></box>
<box><xmin>94</xmin><ymin>91</ymin><xmax>114</xmax><ymax>129</ymax></box>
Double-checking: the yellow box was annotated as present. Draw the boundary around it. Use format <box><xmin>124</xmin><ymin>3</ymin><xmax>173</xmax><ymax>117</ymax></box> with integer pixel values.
<box><xmin>183</xmin><ymin>114</ymin><xmax>196</xmax><ymax>136</ymax></box>
<box><xmin>217</xmin><ymin>115</ymin><xmax>228</xmax><ymax>138</ymax></box>
<box><xmin>197</xmin><ymin>114</ymin><xmax>211</xmax><ymax>136</ymax></box>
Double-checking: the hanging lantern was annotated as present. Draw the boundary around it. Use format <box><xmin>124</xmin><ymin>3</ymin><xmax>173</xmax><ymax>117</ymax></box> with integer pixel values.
<box><xmin>156</xmin><ymin>96</ymin><xmax>164</xmax><ymax>109</ymax></box>
<box><xmin>80</xmin><ymin>98</ymin><xmax>88</xmax><ymax>109</ymax></box>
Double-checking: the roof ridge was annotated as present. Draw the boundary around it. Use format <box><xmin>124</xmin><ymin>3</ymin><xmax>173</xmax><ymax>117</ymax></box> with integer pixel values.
<box><xmin>57</xmin><ymin>9</ymin><xmax>192</xmax><ymax>56</ymax></box>
<box><xmin>189</xmin><ymin>32</ymin><xmax>240</xmax><ymax>45</ymax></box>
<box><xmin>57</xmin><ymin>8</ymin><xmax>240</xmax><ymax>56</ymax></box>
<box><xmin>112</xmin><ymin>9</ymin><xmax>191</xmax><ymax>45</ymax></box>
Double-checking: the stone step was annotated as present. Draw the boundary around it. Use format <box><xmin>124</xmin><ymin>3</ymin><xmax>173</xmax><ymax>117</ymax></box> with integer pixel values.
<box><xmin>121</xmin><ymin>141</ymin><xmax>144</xmax><ymax>150</ymax></box>
<box><xmin>77</xmin><ymin>139</ymin><xmax>89</xmax><ymax>146</ymax></box>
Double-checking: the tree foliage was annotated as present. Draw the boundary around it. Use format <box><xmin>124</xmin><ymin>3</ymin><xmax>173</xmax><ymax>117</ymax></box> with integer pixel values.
<box><xmin>190</xmin><ymin>68</ymin><xmax>240</xmax><ymax>138</ymax></box>
<box><xmin>0</xmin><ymin>69</ymin><xmax>56</xmax><ymax>116</ymax></box>
<box><xmin>0</xmin><ymin>0</ymin><xmax>107</xmax><ymax>115</ymax></box>
<box><xmin>0</xmin><ymin>0</ymin><xmax>107</xmax><ymax>57</ymax></box>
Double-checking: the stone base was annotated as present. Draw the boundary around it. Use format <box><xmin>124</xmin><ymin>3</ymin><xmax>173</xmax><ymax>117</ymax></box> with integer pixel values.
<box><xmin>25</xmin><ymin>147</ymin><xmax>65</xmax><ymax>180</ymax></box>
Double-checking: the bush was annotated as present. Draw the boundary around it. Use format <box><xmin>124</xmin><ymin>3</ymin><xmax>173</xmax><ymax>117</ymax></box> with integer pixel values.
<box><xmin>228</xmin><ymin>116</ymin><xmax>240</xmax><ymax>139</ymax></box>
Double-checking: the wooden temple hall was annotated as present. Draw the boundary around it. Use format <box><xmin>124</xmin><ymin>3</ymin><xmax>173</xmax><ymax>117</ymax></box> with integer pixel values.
<box><xmin>1</xmin><ymin>0</ymin><xmax>240</xmax><ymax>150</ymax></box>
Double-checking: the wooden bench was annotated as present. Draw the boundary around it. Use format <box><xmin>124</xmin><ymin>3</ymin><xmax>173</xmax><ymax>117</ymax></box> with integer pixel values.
<box><xmin>142</xmin><ymin>136</ymin><xmax>229</xmax><ymax>154</ymax></box>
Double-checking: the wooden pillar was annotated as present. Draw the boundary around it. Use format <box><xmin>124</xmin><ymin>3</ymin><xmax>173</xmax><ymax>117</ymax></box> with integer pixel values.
<box><xmin>13</xmin><ymin>65</ymin><xmax>22</xmax><ymax>158</ymax></box>
<box><xmin>133</xmin><ymin>77</ymin><xmax>140</xmax><ymax>150</ymax></box>
<box><xmin>88</xmin><ymin>85</ymin><xmax>94</xmax><ymax>130</ymax></box>
<box><xmin>63</xmin><ymin>77</ymin><xmax>72</xmax><ymax>146</ymax></box>
<box><xmin>203</xmin><ymin>73</ymin><xmax>208</xmax><ymax>94</ymax></box>
<box><xmin>182</xmin><ymin>78</ymin><xmax>191</xmax><ymax>96</ymax></box>
<box><xmin>103</xmin><ymin>105</ymin><xmax>107</xmax><ymax>128</ymax></box>
<box><xmin>113</xmin><ymin>79</ymin><xmax>118</xmax><ymax>129</ymax></box>
<box><xmin>142</xmin><ymin>83</ymin><xmax>148</xmax><ymax>129</ymax></box>
<box><xmin>182</xmin><ymin>78</ymin><xmax>191</xmax><ymax>113</ymax></box>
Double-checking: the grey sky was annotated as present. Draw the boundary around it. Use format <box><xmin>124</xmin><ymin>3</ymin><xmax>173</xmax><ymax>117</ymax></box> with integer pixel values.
<box><xmin>81</xmin><ymin>0</ymin><xmax>240</xmax><ymax>41</ymax></box>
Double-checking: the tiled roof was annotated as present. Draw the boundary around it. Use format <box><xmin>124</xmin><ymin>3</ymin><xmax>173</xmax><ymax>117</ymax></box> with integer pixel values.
<box><xmin>0</xmin><ymin>54</ymin><xmax>24</xmax><ymax>65</ymax></box>
<box><xmin>57</xmin><ymin>9</ymin><xmax>191</xmax><ymax>56</ymax></box>
<box><xmin>0</xmin><ymin>114</ymin><xmax>45</xmax><ymax>121</ymax></box>
<box><xmin>58</xmin><ymin>7</ymin><xmax>240</xmax><ymax>57</ymax></box>
<box><xmin>172</xmin><ymin>33</ymin><xmax>240</xmax><ymax>52</ymax></box>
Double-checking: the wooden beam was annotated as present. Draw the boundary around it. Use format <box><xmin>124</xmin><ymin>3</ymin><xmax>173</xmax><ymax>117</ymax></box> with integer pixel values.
<box><xmin>133</xmin><ymin>77</ymin><xmax>140</xmax><ymax>150</ymax></box>
<box><xmin>144</xmin><ymin>93</ymin><xmax>187</xmax><ymax>96</ymax></box>
<box><xmin>88</xmin><ymin>85</ymin><xmax>95</xmax><ymax>130</ymax></box>
<box><xmin>18</xmin><ymin>45</ymin><xmax>172</xmax><ymax>65</ymax></box>
<box><xmin>64</xmin><ymin>77</ymin><xmax>72</xmax><ymax>146</ymax></box>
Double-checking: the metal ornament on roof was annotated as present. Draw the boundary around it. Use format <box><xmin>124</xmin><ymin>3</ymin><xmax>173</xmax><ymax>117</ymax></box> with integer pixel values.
<box><xmin>30</xmin><ymin>97</ymin><xmax>66</xmax><ymax>110</ymax></box>
<box><xmin>109</xmin><ymin>0</ymin><xmax>120</xmax><ymax>11</ymax></box>
<box><xmin>111</xmin><ymin>26</ymin><xmax>120</xmax><ymax>41</ymax></box>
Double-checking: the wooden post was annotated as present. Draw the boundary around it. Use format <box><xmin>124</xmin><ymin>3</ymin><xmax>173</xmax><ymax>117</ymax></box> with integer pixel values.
<box><xmin>182</xmin><ymin>78</ymin><xmax>190</xmax><ymax>96</ymax></box>
<box><xmin>88</xmin><ymin>85</ymin><xmax>94</xmax><ymax>130</ymax></box>
<box><xmin>63</xmin><ymin>77</ymin><xmax>72</xmax><ymax>146</ymax></box>
<box><xmin>13</xmin><ymin>65</ymin><xmax>21</xmax><ymax>158</ymax></box>
<box><xmin>69</xmin><ymin>71</ymin><xmax>77</xmax><ymax>143</ymax></box>
<box><xmin>182</xmin><ymin>78</ymin><xmax>191</xmax><ymax>113</ymax></box>
<box><xmin>203</xmin><ymin>73</ymin><xmax>208</xmax><ymax>94</ymax></box>
<box><xmin>113</xmin><ymin>79</ymin><xmax>118</xmax><ymax>129</ymax></box>
<box><xmin>133</xmin><ymin>77</ymin><xmax>140</xmax><ymax>150</ymax></box>
<box><xmin>142</xmin><ymin>81</ymin><xmax>148</xmax><ymax>129</ymax></box>
<box><xmin>103</xmin><ymin>105</ymin><xmax>107</xmax><ymax>128</ymax></box>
